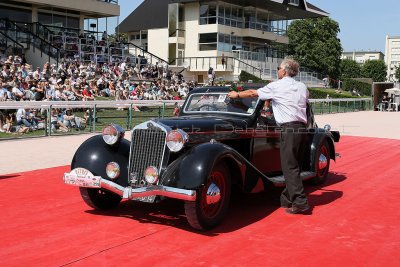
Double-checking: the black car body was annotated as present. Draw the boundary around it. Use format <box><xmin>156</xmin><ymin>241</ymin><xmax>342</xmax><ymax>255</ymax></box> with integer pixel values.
<box><xmin>63</xmin><ymin>87</ymin><xmax>340</xmax><ymax>230</ymax></box>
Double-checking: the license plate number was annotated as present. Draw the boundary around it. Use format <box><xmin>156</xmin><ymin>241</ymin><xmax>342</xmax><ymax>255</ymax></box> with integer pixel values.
<box><xmin>64</xmin><ymin>168</ymin><xmax>101</xmax><ymax>188</ymax></box>
<box><xmin>135</xmin><ymin>196</ymin><xmax>156</xmax><ymax>203</ymax></box>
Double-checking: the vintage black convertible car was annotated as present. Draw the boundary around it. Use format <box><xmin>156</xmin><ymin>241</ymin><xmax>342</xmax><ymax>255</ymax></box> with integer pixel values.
<box><xmin>63</xmin><ymin>87</ymin><xmax>340</xmax><ymax>230</ymax></box>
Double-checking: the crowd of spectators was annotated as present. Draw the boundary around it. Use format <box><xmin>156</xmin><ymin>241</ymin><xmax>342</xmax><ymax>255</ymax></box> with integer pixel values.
<box><xmin>0</xmin><ymin>54</ymin><xmax>194</xmax><ymax>103</ymax></box>
<box><xmin>0</xmin><ymin>43</ymin><xmax>197</xmax><ymax>135</ymax></box>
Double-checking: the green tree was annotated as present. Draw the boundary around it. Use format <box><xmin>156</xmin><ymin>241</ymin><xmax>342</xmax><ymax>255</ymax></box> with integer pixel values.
<box><xmin>288</xmin><ymin>17</ymin><xmax>342</xmax><ymax>80</ymax></box>
<box><xmin>395</xmin><ymin>65</ymin><xmax>400</xmax><ymax>81</ymax></box>
<box><xmin>340</xmin><ymin>59</ymin><xmax>362</xmax><ymax>79</ymax></box>
<box><xmin>361</xmin><ymin>60</ymin><xmax>387</xmax><ymax>82</ymax></box>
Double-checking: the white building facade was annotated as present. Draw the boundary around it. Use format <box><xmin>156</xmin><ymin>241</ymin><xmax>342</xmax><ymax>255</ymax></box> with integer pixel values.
<box><xmin>385</xmin><ymin>35</ymin><xmax>400</xmax><ymax>82</ymax></box>
<box><xmin>119</xmin><ymin>0</ymin><xmax>328</xmax><ymax>83</ymax></box>
<box><xmin>341</xmin><ymin>51</ymin><xmax>384</xmax><ymax>64</ymax></box>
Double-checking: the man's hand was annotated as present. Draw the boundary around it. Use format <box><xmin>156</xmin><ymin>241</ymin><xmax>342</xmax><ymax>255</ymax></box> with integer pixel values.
<box><xmin>228</xmin><ymin>91</ymin><xmax>240</xmax><ymax>99</ymax></box>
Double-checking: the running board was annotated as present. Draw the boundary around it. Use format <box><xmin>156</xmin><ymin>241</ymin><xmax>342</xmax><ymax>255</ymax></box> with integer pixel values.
<box><xmin>267</xmin><ymin>171</ymin><xmax>316</xmax><ymax>186</ymax></box>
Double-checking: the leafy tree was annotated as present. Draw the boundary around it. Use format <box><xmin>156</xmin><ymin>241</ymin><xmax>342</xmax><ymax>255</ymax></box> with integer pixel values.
<box><xmin>288</xmin><ymin>17</ymin><xmax>342</xmax><ymax>80</ymax></box>
<box><xmin>395</xmin><ymin>65</ymin><xmax>400</xmax><ymax>81</ymax></box>
<box><xmin>361</xmin><ymin>60</ymin><xmax>387</xmax><ymax>82</ymax></box>
<box><xmin>340</xmin><ymin>59</ymin><xmax>362</xmax><ymax>79</ymax></box>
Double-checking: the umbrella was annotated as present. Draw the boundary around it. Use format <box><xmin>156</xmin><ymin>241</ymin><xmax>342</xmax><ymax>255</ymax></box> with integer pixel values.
<box><xmin>384</xmin><ymin>88</ymin><xmax>400</xmax><ymax>94</ymax></box>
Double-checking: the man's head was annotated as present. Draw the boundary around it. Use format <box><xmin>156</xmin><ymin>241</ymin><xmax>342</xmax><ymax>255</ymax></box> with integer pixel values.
<box><xmin>278</xmin><ymin>57</ymin><xmax>299</xmax><ymax>79</ymax></box>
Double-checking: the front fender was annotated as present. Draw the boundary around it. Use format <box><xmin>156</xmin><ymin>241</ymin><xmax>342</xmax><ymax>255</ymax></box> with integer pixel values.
<box><xmin>160</xmin><ymin>142</ymin><xmax>263</xmax><ymax>192</ymax></box>
<box><xmin>71</xmin><ymin>135</ymin><xmax>131</xmax><ymax>187</ymax></box>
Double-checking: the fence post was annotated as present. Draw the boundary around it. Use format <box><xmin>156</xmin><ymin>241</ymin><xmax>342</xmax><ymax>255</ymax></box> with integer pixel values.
<box><xmin>162</xmin><ymin>102</ymin><xmax>166</xmax><ymax>118</ymax></box>
<box><xmin>47</xmin><ymin>105</ymin><xmax>52</xmax><ymax>136</ymax></box>
<box><xmin>129</xmin><ymin>104</ymin><xmax>133</xmax><ymax>129</ymax></box>
<box><xmin>93</xmin><ymin>104</ymin><xmax>97</xmax><ymax>133</ymax></box>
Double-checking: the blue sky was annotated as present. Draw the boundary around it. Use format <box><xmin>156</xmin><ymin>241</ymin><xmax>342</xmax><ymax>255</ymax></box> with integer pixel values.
<box><xmin>117</xmin><ymin>0</ymin><xmax>399</xmax><ymax>53</ymax></box>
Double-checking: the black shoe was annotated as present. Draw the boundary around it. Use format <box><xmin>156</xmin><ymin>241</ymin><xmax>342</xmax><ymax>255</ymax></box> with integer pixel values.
<box><xmin>285</xmin><ymin>205</ymin><xmax>310</xmax><ymax>214</ymax></box>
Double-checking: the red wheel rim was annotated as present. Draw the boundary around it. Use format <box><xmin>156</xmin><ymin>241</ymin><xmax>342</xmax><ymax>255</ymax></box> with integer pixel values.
<box><xmin>318</xmin><ymin>145</ymin><xmax>329</xmax><ymax>177</ymax></box>
<box><xmin>200</xmin><ymin>170</ymin><xmax>226</xmax><ymax>218</ymax></box>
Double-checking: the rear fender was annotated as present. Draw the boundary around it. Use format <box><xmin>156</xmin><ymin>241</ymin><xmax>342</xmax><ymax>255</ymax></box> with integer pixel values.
<box><xmin>71</xmin><ymin>135</ymin><xmax>131</xmax><ymax>187</ymax></box>
<box><xmin>307</xmin><ymin>129</ymin><xmax>336</xmax><ymax>171</ymax></box>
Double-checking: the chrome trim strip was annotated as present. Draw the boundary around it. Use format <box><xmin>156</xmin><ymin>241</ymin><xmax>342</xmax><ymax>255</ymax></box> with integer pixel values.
<box><xmin>100</xmin><ymin>178</ymin><xmax>196</xmax><ymax>201</ymax></box>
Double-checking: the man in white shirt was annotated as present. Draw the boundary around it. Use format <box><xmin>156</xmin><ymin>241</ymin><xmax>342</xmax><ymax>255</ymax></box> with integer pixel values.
<box><xmin>228</xmin><ymin>57</ymin><xmax>310</xmax><ymax>214</ymax></box>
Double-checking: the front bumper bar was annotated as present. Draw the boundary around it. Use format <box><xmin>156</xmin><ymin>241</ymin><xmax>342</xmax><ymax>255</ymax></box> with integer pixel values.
<box><xmin>101</xmin><ymin>179</ymin><xmax>197</xmax><ymax>201</ymax></box>
<box><xmin>63</xmin><ymin>169</ymin><xmax>197</xmax><ymax>201</ymax></box>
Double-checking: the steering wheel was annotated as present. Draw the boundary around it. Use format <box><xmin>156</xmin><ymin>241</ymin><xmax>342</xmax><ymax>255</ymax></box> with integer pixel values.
<box><xmin>197</xmin><ymin>104</ymin><xmax>219</xmax><ymax>111</ymax></box>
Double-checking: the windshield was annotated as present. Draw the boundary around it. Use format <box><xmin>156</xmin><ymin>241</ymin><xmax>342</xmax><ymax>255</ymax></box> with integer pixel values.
<box><xmin>184</xmin><ymin>92</ymin><xmax>259</xmax><ymax>116</ymax></box>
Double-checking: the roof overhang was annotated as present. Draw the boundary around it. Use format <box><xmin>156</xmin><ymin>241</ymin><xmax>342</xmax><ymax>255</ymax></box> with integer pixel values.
<box><xmin>119</xmin><ymin>0</ymin><xmax>328</xmax><ymax>33</ymax></box>
<box><xmin>171</xmin><ymin>0</ymin><xmax>329</xmax><ymax>19</ymax></box>
<box><xmin>5</xmin><ymin>0</ymin><xmax>120</xmax><ymax>18</ymax></box>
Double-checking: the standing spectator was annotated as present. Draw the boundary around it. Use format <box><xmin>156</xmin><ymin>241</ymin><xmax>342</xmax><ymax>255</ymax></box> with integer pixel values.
<box><xmin>207</xmin><ymin>67</ymin><xmax>215</xmax><ymax>85</ymax></box>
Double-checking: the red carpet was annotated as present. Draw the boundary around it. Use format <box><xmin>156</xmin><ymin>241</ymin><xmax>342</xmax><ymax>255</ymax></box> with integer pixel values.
<box><xmin>1</xmin><ymin>136</ymin><xmax>400</xmax><ymax>266</ymax></box>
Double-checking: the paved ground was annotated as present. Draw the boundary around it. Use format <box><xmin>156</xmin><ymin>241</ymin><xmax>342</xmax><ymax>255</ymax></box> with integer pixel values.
<box><xmin>0</xmin><ymin>111</ymin><xmax>399</xmax><ymax>175</ymax></box>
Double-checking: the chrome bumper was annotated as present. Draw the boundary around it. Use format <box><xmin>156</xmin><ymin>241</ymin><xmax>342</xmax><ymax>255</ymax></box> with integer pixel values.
<box><xmin>95</xmin><ymin>178</ymin><xmax>196</xmax><ymax>202</ymax></box>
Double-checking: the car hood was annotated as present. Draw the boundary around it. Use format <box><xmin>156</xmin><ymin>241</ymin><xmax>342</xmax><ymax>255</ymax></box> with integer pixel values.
<box><xmin>156</xmin><ymin>115</ymin><xmax>250</xmax><ymax>133</ymax></box>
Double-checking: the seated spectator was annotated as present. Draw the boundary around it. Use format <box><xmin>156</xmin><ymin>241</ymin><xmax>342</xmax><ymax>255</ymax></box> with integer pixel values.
<box><xmin>50</xmin><ymin>109</ymin><xmax>69</xmax><ymax>133</ymax></box>
<box><xmin>16</xmin><ymin>108</ymin><xmax>37</xmax><ymax>130</ymax></box>
<box><xmin>380</xmin><ymin>94</ymin><xmax>391</xmax><ymax>111</ymax></box>
<box><xmin>82</xmin><ymin>85</ymin><xmax>95</xmax><ymax>101</ymax></box>
<box><xmin>62</xmin><ymin>108</ymin><xmax>83</xmax><ymax>130</ymax></box>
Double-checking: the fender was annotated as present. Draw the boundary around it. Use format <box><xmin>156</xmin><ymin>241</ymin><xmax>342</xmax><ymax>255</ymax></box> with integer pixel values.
<box><xmin>71</xmin><ymin>135</ymin><xmax>131</xmax><ymax>187</ymax></box>
<box><xmin>307</xmin><ymin>129</ymin><xmax>336</xmax><ymax>172</ymax></box>
<box><xmin>160</xmin><ymin>142</ymin><xmax>266</xmax><ymax>193</ymax></box>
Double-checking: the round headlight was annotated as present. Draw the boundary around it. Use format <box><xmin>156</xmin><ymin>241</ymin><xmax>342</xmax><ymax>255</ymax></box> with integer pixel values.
<box><xmin>106</xmin><ymin>162</ymin><xmax>120</xmax><ymax>179</ymax></box>
<box><xmin>144</xmin><ymin>166</ymin><xmax>159</xmax><ymax>184</ymax></box>
<box><xmin>324</xmin><ymin>124</ymin><xmax>331</xmax><ymax>131</ymax></box>
<box><xmin>166</xmin><ymin>129</ymin><xmax>188</xmax><ymax>152</ymax></box>
<box><xmin>102</xmin><ymin>124</ymin><xmax>125</xmax><ymax>145</ymax></box>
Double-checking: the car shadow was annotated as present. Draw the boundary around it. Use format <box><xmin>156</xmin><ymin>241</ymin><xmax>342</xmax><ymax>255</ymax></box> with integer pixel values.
<box><xmin>85</xmin><ymin>172</ymin><xmax>347</xmax><ymax>235</ymax></box>
<box><xmin>0</xmin><ymin>174</ymin><xmax>21</xmax><ymax>180</ymax></box>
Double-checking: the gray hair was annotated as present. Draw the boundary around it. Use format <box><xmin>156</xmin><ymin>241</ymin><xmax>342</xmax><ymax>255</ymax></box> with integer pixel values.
<box><xmin>280</xmin><ymin>57</ymin><xmax>299</xmax><ymax>77</ymax></box>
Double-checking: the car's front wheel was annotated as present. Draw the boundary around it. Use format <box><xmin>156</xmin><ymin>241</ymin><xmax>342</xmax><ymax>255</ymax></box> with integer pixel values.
<box><xmin>184</xmin><ymin>163</ymin><xmax>231</xmax><ymax>230</ymax></box>
<box><xmin>79</xmin><ymin>188</ymin><xmax>122</xmax><ymax>210</ymax></box>
<box><xmin>312</xmin><ymin>139</ymin><xmax>331</xmax><ymax>185</ymax></box>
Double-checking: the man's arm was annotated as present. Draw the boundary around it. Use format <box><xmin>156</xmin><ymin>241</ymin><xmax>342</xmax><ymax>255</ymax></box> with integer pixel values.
<box><xmin>227</xmin><ymin>89</ymin><xmax>258</xmax><ymax>99</ymax></box>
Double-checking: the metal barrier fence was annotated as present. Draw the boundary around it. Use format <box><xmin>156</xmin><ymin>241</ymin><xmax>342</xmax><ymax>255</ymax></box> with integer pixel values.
<box><xmin>0</xmin><ymin>98</ymin><xmax>372</xmax><ymax>140</ymax></box>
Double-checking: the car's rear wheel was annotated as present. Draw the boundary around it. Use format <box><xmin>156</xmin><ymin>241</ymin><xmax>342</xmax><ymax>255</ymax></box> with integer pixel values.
<box><xmin>184</xmin><ymin>163</ymin><xmax>231</xmax><ymax>230</ymax></box>
<box><xmin>312</xmin><ymin>139</ymin><xmax>331</xmax><ymax>185</ymax></box>
<box><xmin>79</xmin><ymin>187</ymin><xmax>122</xmax><ymax>210</ymax></box>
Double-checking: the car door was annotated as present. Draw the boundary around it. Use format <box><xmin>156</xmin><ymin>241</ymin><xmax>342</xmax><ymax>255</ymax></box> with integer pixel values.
<box><xmin>251</xmin><ymin>102</ymin><xmax>282</xmax><ymax>174</ymax></box>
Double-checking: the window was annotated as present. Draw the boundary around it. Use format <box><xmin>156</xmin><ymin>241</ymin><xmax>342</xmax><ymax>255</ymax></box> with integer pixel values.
<box><xmin>392</xmin><ymin>54</ymin><xmax>400</xmax><ymax>60</ymax></box>
<box><xmin>217</xmin><ymin>33</ymin><xmax>243</xmax><ymax>52</ymax></box>
<box><xmin>391</xmin><ymin>47</ymin><xmax>400</xmax><ymax>52</ymax></box>
<box><xmin>288</xmin><ymin>0</ymin><xmax>300</xmax><ymax>5</ymax></box>
<box><xmin>199</xmin><ymin>33</ymin><xmax>217</xmax><ymax>51</ymax></box>
<box><xmin>199</xmin><ymin>3</ymin><xmax>217</xmax><ymax>25</ymax></box>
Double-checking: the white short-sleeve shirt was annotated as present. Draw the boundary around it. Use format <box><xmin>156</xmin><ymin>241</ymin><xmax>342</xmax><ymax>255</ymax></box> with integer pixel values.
<box><xmin>257</xmin><ymin>77</ymin><xmax>309</xmax><ymax>126</ymax></box>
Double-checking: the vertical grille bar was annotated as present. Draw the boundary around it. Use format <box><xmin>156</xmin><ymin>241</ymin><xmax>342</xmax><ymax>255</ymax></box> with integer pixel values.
<box><xmin>129</xmin><ymin>127</ymin><xmax>166</xmax><ymax>186</ymax></box>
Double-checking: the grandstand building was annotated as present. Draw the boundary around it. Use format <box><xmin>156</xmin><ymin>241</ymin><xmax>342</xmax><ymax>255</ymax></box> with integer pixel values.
<box><xmin>0</xmin><ymin>0</ymin><xmax>119</xmax><ymax>29</ymax></box>
<box><xmin>0</xmin><ymin>0</ymin><xmax>120</xmax><ymax>67</ymax></box>
<box><xmin>118</xmin><ymin>0</ymin><xmax>328</xmax><ymax>83</ymax></box>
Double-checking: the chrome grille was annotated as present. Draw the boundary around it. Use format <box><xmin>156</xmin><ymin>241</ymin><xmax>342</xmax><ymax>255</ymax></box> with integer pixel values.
<box><xmin>129</xmin><ymin>125</ymin><xmax>166</xmax><ymax>186</ymax></box>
